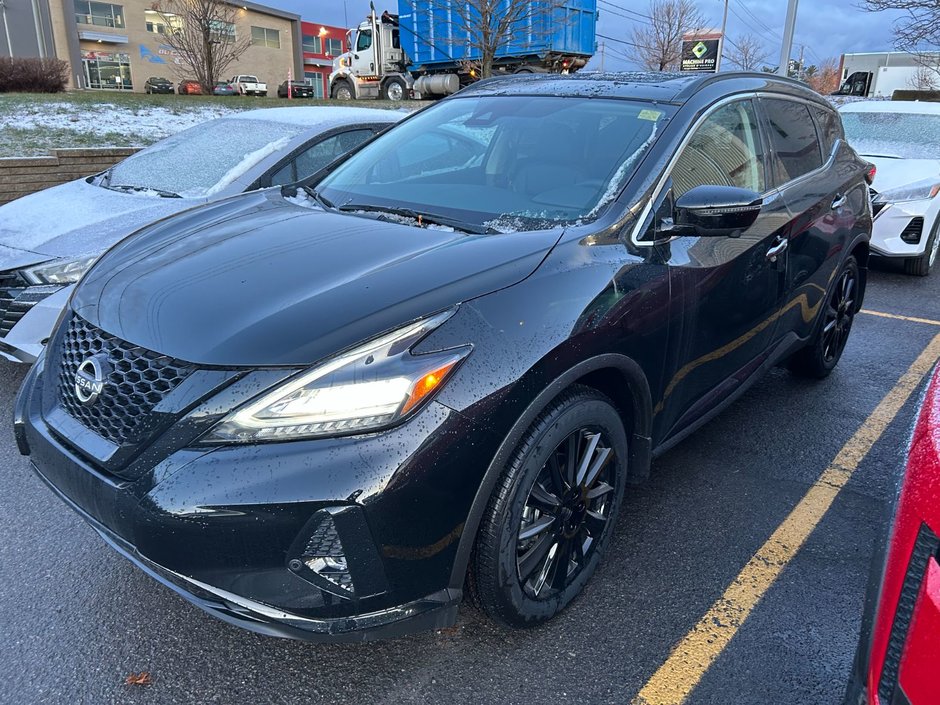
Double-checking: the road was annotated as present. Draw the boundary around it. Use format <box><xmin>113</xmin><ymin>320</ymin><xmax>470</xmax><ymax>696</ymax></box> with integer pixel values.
<box><xmin>1</xmin><ymin>258</ymin><xmax>937</xmax><ymax>705</ymax></box>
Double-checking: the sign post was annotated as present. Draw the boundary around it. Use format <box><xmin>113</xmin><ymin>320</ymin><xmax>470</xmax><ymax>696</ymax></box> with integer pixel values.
<box><xmin>287</xmin><ymin>66</ymin><xmax>292</xmax><ymax>100</ymax></box>
<box><xmin>680</xmin><ymin>30</ymin><xmax>723</xmax><ymax>73</ymax></box>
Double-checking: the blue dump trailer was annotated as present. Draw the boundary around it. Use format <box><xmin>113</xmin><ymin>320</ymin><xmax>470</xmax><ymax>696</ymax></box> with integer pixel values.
<box><xmin>328</xmin><ymin>1</ymin><xmax>597</xmax><ymax>100</ymax></box>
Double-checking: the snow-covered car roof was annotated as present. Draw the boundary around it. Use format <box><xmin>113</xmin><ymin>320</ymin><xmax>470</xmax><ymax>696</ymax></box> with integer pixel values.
<box><xmin>838</xmin><ymin>100</ymin><xmax>940</xmax><ymax>115</ymax></box>
<box><xmin>226</xmin><ymin>106</ymin><xmax>405</xmax><ymax>130</ymax></box>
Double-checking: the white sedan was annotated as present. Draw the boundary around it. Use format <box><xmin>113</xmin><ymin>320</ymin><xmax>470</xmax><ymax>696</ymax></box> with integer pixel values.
<box><xmin>0</xmin><ymin>107</ymin><xmax>401</xmax><ymax>362</ymax></box>
<box><xmin>839</xmin><ymin>101</ymin><xmax>940</xmax><ymax>276</ymax></box>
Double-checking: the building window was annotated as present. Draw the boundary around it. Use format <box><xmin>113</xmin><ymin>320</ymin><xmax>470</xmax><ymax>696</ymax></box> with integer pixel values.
<box><xmin>74</xmin><ymin>1</ymin><xmax>124</xmax><ymax>28</ymax></box>
<box><xmin>144</xmin><ymin>9</ymin><xmax>182</xmax><ymax>34</ymax></box>
<box><xmin>251</xmin><ymin>26</ymin><xmax>280</xmax><ymax>49</ymax></box>
<box><xmin>82</xmin><ymin>50</ymin><xmax>132</xmax><ymax>89</ymax></box>
<box><xmin>304</xmin><ymin>71</ymin><xmax>325</xmax><ymax>98</ymax></box>
<box><xmin>302</xmin><ymin>34</ymin><xmax>321</xmax><ymax>53</ymax></box>
<box><xmin>209</xmin><ymin>20</ymin><xmax>236</xmax><ymax>40</ymax></box>
<box><xmin>325</xmin><ymin>37</ymin><xmax>342</xmax><ymax>56</ymax></box>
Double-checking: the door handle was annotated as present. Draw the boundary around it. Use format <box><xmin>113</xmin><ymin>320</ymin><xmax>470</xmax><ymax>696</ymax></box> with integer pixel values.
<box><xmin>831</xmin><ymin>194</ymin><xmax>847</xmax><ymax>210</ymax></box>
<box><xmin>766</xmin><ymin>238</ymin><xmax>788</xmax><ymax>262</ymax></box>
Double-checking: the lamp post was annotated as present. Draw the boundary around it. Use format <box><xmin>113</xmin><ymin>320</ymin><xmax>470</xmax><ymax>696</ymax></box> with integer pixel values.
<box><xmin>0</xmin><ymin>0</ymin><xmax>13</xmax><ymax>58</ymax></box>
<box><xmin>777</xmin><ymin>0</ymin><xmax>799</xmax><ymax>77</ymax></box>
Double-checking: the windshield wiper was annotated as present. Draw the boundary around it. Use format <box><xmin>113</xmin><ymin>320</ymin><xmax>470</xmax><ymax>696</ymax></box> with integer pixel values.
<box><xmin>107</xmin><ymin>184</ymin><xmax>182</xmax><ymax>198</ymax></box>
<box><xmin>300</xmin><ymin>185</ymin><xmax>335</xmax><ymax>210</ymax></box>
<box><xmin>337</xmin><ymin>203</ymin><xmax>497</xmax><ymax>235</ymax></box>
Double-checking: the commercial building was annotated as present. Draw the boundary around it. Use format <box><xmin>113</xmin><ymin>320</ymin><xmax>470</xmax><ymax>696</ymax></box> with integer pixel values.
<box><xmin>0</xmin><ymin>0</ymin><xmax>302</xmax><ymax>92</ymax></box>
<box><xmin>300</xmin><ymin>20</ymin><xmax>346</xmax><ymax>99</ymax></box>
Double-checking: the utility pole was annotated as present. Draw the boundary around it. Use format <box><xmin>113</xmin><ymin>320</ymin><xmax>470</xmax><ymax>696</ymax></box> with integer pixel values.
<box><xmin>0</xmin><ymin>0</ymin><xmax>12</xmax><ymax>58</ymax></box>
<box><xmin>798</xmin><ymin>44</ymin><xmax>805</xmax><ymax>78</ymax></box>
<box><xmin>716</xmin><ymin>0</ymin><xmax>729</xmax><ymax>72</ymax></box>
<box><xmin>599</xmin><ymin>41</ymin><xmax>605</xmax><ymax>72</ymax></box>
<box><xmin>777</xmin><ymin>0</ymin><xmax>799</xmax><ymax>77</ymax></box>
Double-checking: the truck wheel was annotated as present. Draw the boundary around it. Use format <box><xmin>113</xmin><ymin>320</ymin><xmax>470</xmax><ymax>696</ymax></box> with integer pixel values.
<box><xmin>904</xmin><ymin>218</ymin><xmax>940</xmax><ymax>276</ymax></box>
<box><xmin>381</xmin><ymin>77</ymin><xmax>406</xmax><ymax>101</ymax></box>
<box><xmin>332</xmin><ymin>80</ymin><xmax>353</xmax><ymax>100</ymax></box>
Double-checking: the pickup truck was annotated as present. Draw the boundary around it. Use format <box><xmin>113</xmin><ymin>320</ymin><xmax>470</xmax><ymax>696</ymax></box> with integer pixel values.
<box><xmin>230</xmin><ymin>74</ymin><xmax>267</xmax><ymax>96</ymax></box>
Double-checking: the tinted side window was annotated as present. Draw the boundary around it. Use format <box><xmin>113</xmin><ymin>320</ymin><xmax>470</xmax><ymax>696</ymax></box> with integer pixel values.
<box><xmin>672</xmin><ymin>100</ymin><xmax>766</xmax><ymax>197</ymax></box>
<box><xmin>295</xmin><ymin>129</ymin><xmax>373</xmax><ymax>180</ymax></box>
<box><xmin>763</xmin><ymin>98</ymin><xmax>823</xmax><ymax>183</ymax></box>
<box><xmin>811</xmin><ymin>105</ymin><xmax>843</xmax><ymax>156</ymax></box>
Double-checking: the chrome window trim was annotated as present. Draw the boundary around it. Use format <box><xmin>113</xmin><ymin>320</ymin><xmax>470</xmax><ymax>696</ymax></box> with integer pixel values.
<box><xmin>630</xmin><ymin>91</ymin><xmax>838</xmax><ymax>248</ymax></box>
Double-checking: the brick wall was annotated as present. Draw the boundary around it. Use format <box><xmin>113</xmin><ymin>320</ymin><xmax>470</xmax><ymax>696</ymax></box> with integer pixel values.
<box><xmin>0</xmin><ymin>148</ymin><xmax>139</xmax><ymax>205</ymax></box>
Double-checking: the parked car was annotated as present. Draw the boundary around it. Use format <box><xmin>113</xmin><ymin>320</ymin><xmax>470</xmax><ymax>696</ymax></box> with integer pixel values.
<box><xmin>845</xmin><ymin>365</ymin><xmax>940</xmax><ymax>705</ymax></box>
<box><xmin>144</xmin><ymin>77</ymin><xmax>174</xmax><ymax>94</ymax></box>
<box><xmin>16</xmin><ymin>72</ymin><xmax>872</xmax><ymax>643</ymax></box>
<box><xmin>278</xmin><ymin>80</ymin><xmax>315</xmax><ymax>98</ymax></box>
<box><xmin>231</xmin><ymin>74</ymin><xmax>267</xmax><ymax>96</ymax></box>
<box><xmin>177</xmin><ymin>79</ymin><xmax>203</xmax><ymax>95</ymax></box>
<box><xmin>0</xmin><ymin>107</ymin><xmax>401</xmax><ymax>362</ymax></box>
<box><xmin>839</xmin><ymin>101</ymin><xmax>940</xmax><ymax>275</ymax></box>
<box><xmin>212</xmin><ymin>81</ymin><xmax>237</xmax><ymax>96</ymax></box>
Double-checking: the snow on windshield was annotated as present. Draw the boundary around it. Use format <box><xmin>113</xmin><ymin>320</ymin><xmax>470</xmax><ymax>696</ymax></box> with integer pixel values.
<box><xmin>107</xmin><ymin>118</ymin><xmax>306</xmax><ymax>197</ymax></box>
<box><xmin>841</xmin><ymin>111</ymin><xmax>940</xmax><ymax>160</ymax></box>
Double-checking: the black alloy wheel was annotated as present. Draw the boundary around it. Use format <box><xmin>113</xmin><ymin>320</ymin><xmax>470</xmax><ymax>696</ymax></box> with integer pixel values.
<box><xmin>789</xmin><ymin>255</ymin><xmax>859</xmax><ymax>378</ymax></box>
<box><xmin>517</xmin><ymin>428</ymin><xmax>617</xmax><ymax>599</ymax></box>
<box><xmin>471</xmin><ymin>386</ymin><xmax>628</xmax><ymax>627</ymax></box>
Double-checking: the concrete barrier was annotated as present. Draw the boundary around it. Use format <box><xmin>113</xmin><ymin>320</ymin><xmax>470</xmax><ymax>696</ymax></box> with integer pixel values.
<box><xmin>0</xmin><ymin>148</ymin><xmax>138</xmax><ymax>204</ymax></box>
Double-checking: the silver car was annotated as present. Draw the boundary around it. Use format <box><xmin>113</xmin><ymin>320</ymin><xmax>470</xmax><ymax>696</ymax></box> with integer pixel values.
<box><xmin>0</xmin><ymin>106</ymin><xmax>401</xmax><ymax>362</ymax></box>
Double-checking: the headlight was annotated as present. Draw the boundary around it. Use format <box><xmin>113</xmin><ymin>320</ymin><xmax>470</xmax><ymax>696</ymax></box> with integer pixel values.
<box><xmin>872</xmin><ymin>179</ymin><xmax>940</xmax><ymax>205</ymax></box>
<box><xmin>204</xmin><ymin>310</ymin><xmax>470</xmax><ymax>443</ymax></box>
<box><xmin>21</xmin><ymin>255</ymin><xmax>98</xmax><ymax>285</ymax></box>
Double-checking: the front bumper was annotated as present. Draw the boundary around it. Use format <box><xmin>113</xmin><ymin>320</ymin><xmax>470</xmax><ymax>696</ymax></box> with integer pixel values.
<box><xmin>16</xmin><ymin>355</ymin><xmax>497</xmax><ymax>642</ymax></box>
<box><xmin>0</xmin><ymin>285</ymin><xmax>71</xmax><ymax>363</ymax></box>
<box><xmin>870</xmin><ymin>199</ymin><xmax>939</xmax><ymax>258</ymax></box>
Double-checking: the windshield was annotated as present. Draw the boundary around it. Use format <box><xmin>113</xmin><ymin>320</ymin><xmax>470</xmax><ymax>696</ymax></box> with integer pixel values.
<box><xmin>841</xmin><ymin>110</ymin><xmax>940</xmax><ymax>160</ymax></box>
<box><xmin>316</xmin><ymin>96</ymin><xmax>671</xmax><ymax>232</ymax></box>
<box><xmin>106</xmin><ymin>118</ymin><xmax>306</xmax><ymax>198</ymax></box>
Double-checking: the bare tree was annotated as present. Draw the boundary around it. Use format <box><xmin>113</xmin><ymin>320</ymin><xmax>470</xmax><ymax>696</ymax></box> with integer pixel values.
<box><xmin>863</xmin><ymin>0</ymin><xmax>940</xmax><ymax>81</ymax></box>
<box><xmin>725</xmin><ymin>34</ymin><xmax>768</xmax><ymax>71</ymax></box>
<box><xmin>629</xmin><ymin>0</ymin><xmax>706</xmax><ymax>71</ymax></box>
<box><xmin>909</xmin><ymin>63</ymin><xmax>940</xmax><ymax>90</ymax></box>
<box><xmin>150</xmin><ymin>0</ymin><xmax>250</xmax><ymax>92</ymax></box>
<box><xmin>427</xmin><ymin>0</ymin><xmax>569</xmax><ymax>79</ymax></box>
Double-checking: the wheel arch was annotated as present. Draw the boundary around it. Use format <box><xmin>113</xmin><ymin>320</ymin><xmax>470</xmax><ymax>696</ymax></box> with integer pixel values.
<box><xmin>849</xmin><ymin>234</ymin><xmax>870</xmax><ymax>312</ymax></box>
<box><xmin>448</xmin><ymin>353</ymin><xmax>653</xmax><ymax>590</ymax></box>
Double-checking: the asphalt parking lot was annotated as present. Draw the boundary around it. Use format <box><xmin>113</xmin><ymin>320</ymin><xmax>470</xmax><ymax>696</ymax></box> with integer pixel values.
<box><xmin>1</xmin><ymin>258</ymin><xmax>938</xmax><ymax>705</ymax></box>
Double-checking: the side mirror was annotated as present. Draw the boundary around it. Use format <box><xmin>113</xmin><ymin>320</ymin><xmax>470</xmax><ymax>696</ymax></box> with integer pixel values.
<box><xmin>673</xmin><ymin>185</ymin><xmax>763</xmax><ymax>238</ymax></box>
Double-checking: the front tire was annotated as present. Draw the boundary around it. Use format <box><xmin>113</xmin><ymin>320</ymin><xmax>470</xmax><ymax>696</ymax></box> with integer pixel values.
<box><xmin>789</xmin><ymin>255</ymin><xmax>860</xmax><ymax>379</ymax></box>
<box><xmin>331</xmin><ymin>80</ymin><xmax>353</xmax><ymax>100</ymax></box>
<box><xmin>904</xmin><ymin>218</ymin><xmax>940</xmax><ymax>276</ymax></box>
<box><xmin>470</xmin><ymin>386</ymin><xmax>628</xmax><ymax>628</ymax></box>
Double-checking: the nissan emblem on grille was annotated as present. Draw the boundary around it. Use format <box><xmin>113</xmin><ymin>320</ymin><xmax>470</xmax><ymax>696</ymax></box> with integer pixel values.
<box><xmin>75</xmin><ymin>354</ymin><xmax>108</xmax><ymax>404</ymax></box>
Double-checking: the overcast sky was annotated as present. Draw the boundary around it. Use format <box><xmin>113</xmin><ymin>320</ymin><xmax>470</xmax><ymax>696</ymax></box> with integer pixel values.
<box><xmin>285</xmin><ymin>0</ymin><xmax>905</xmax><ymax>71</ymax></box>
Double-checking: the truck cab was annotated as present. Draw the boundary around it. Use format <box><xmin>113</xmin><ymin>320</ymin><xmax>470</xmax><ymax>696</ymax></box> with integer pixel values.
<box><xmin>330</xmin><ymin>12</ymin><xmax>411</xmax><ymax>101</ymax></box>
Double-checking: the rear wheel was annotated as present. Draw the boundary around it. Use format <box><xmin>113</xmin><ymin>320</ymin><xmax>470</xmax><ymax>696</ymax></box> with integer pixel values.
<box><xmin>470</xmin><ymin>386</ymin><xmax>628</xmax><ymax>627</ymax></box>
<box><xmin>381</xmin><ymin>77</ymin><xmax>406</xmax><ymax>101</ymax></box>
<box><xmin>789</xmin><ymin>255</ymin><xmax>860</xmax><ymax>379</ymax></box>
<box><xmin>332</xmin><ymin>80</ymin><xmax>353</xmax><ymax>100</ymax></box>
<box><xmin>904</xmin><ymin>218</ymin><xmax>940</xmax><ymax>276</ymax></box>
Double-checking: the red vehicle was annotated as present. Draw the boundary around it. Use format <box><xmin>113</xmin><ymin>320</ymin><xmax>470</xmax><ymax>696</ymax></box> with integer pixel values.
<box><xmin>846</xmin><ymin>367</ymin><xmax>940</xmax><ymax>704</ymax></box>
<box><xmin>177</xmin><ymin>79</ymin><xmax>203</xmax><ymax>95</ymax></box>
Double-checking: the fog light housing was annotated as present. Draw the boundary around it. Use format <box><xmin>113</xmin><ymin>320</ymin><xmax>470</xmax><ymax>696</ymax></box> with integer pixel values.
<box><xmin>301</xmin><ymin>518</ymin><xmax>355</xmax><ymax>595</ymax></box>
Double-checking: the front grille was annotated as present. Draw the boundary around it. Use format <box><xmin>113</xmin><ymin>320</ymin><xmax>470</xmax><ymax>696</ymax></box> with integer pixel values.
<box><xmin>56</xmin><ymin>313</ymin><xmax>196</xmax><ymax>446</ymax></box>
<box><xmin>0</xmin><ymin>270</ymin><xmax>59</xmax><ymax>336</ymax></box>
<box><xmin>900</xmin><ymin>217</ymin><xmax>925</xmax><ymax>244</ymax></box>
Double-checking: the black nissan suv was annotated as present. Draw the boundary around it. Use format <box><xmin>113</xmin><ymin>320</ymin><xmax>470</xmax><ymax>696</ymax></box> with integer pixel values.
<box><xmin>16</xmin><ymin>72</ymin><xmax>872</xmax><ymax>642</ymax></box>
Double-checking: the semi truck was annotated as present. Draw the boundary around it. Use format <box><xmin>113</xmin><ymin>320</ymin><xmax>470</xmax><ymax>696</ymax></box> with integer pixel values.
<box><xmin>836</xmin><ymin>51</ymin><xmax>939</xmax><ymax>98</ymax></box>
<box><xmin>328</xmin><ymin>1</ymin><xmax>597</xmax><ymax>101</ymax></box>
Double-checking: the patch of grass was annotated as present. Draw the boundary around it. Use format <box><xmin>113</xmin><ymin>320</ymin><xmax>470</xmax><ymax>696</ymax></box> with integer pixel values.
<box><xmin>0</xmin><ymin>126</ymin><xmax>146</xmax><ymax>157</ymax></box>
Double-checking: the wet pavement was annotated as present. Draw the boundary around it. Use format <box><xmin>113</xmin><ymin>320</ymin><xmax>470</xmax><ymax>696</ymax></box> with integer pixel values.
<box><xmin>0</xmin><ymin>258</ymin><xmax>936</xmax><ymax>704</ymax></box>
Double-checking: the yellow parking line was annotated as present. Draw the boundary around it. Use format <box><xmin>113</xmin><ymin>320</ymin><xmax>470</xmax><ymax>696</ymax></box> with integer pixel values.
<box><xmin>861</xmin><ymin>309</ymin><xmax>940</xmax><ymax>327</ymax></box>
<box><xmin>633</xmin><ymin>332</ymin><xmax>940</xmax><ymax>705</ymax></box>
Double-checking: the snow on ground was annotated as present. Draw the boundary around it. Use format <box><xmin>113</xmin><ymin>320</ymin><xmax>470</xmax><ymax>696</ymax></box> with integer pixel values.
<box><xmin>0</xmin><ymin>101</ymin><xmax>241</xmax><ymax>144</ymax></box>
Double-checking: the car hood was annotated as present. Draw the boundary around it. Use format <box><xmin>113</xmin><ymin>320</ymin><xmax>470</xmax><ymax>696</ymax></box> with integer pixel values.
<box><xmin>0</xmin><ymin>177</ymin><xmax>203</xmax><ymax>264</ymax></box>
<box><xmin>71</xmin><ymin>190</ymin><xmax>564</xmax><ymax>367</ymax></box>
<box><xmin>867</xmin><ymin>157</ymin><xmax>940</xmax><ymax>193</ymax></box>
